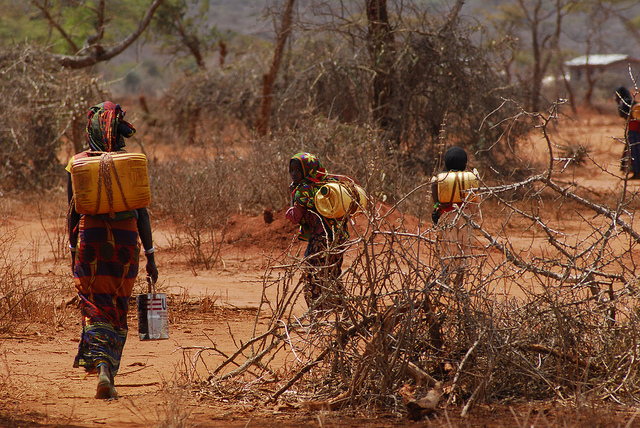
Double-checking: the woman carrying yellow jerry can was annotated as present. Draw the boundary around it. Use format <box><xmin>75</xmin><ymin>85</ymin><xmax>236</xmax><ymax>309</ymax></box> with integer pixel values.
<box><xmin>431</xmin><ymin>146</ymin><xmax>480</xmax><ymax>287</ymax></box>
<box><xmin>66</xmin><ymin>101</ymin><xmax>159</xmax><ymax>400</ymax></box>
<box><xmin>285</xmin><ymin>152</ymin><xmax>366</xmax><ymax>310</ymax></box>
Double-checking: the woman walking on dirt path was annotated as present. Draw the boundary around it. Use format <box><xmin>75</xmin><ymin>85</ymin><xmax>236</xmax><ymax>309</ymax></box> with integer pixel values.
<box><xmin>431</xmin><ymin>146</ymin><xmax>480</xmax><ymax>287</ymax></box>
<box><xmin>286</xmin><ymin>152</ymin><xmax>349</xmax><ymax>310</ymax></box>
<box><xmin>66</xmin><ymin>101</ymin><xmax>159</xmax><ymax>400</ymax></box>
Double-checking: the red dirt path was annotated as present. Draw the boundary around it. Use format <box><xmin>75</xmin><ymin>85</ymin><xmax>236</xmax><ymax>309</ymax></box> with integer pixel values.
<box><xmin>2</xmin><ymin>111</ymin><xmax>640</xmax><ymax>427</ymax></box>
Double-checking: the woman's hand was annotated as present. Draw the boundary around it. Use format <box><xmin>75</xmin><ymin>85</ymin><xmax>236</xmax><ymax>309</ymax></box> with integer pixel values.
<box><xmin>286</xmin><ymin>203</ymin><xmax>304</xmax><ymax>224</ymax></box>
<box><xmin>145</xmin><ymin>253</ymin><xmax>159</xmax><ymax>284</ymax></box>
<box><xmin>431</xmin><ymin>209</ymin><xmax>441</xmax><ymax>225</ymax></box>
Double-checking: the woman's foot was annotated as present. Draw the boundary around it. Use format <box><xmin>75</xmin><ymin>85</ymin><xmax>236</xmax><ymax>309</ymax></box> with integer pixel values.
<box><xmin>95</xmin><ymin>363</ymin><xmax>117</xmax><ymax>399</ymax></box>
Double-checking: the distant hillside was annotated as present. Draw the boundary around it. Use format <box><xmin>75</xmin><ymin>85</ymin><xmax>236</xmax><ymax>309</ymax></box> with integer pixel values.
<box><xmin>105</xmin><ymin>0</ymin><xmax>640</xmax><ymax>96</ymax></box>
<box><xmin>206</xmin><ymin>0</ymin><xmax>270</xmax><ymax>36</ymax></box>
<box><xmin>206</xmin><ymin>0</ymin><xmax>640</xmax><ymax>59</ymax></box>
<box><xmin>461</xmin><ymin>0</ymin><xmax>640</xmax><ymax>59</ymax></box>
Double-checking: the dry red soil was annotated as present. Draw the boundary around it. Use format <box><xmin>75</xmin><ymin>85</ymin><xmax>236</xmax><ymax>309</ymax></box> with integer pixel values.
<box><xmin>2</xmin><ymin>111</ymin><xmax>640</xmax><ymax>427</ymax></box>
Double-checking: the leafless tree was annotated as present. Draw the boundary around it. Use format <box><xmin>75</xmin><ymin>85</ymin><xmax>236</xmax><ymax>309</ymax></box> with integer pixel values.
<box><xmin>520</xmin><ymin>0</ymin><xmax>576</xmax><ymax>111</ymax></box>
<box><xmin>31</xmin><ymin>0</ymin><xmax>165</xmax><ymax>69</ymax></box>
<box><xmin>366</xmin><ymin>0</ymin><xmax>396</xmax><ymax>135</ymax></box>
<box><xmin>257</xmin><ymin>0</ymin><xmax>296</xmax><ymax>137</ymax></box>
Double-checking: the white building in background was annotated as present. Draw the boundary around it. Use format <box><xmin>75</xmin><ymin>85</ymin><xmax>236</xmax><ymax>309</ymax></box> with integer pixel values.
<box><xmin>565</xmin><ymin>54</ymin><xmax>640</xmax><ymax>83</ymax></box>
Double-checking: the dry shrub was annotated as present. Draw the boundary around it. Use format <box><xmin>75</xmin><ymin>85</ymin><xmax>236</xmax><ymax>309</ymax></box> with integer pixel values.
<box><xmin>0</xmin><ymin>44</ymin><xmax>103</xmax><ymax>192</ymax></box>
<box><xmin>192</xmin><ymin>116</ymin><xmax>438</xmax><ymax>219</ymax></box>
<box><xmin>35</xmin><ymin>192</ymin><xmax>71</xmax><ymax>265</ymax></box>
<box><xmin>179</xmin><ymin>103</ymin><xmax>640</xmax><ymax>420</ymax></box>
<box><xmin>271</xmin><ymin>27</ymin><xmax>529</xmax><ymax>177</ymax></box>
<box><xmin>559</xmin><ymin>141</ymin><xmax>592</xmax><ymax>166</ymax></box>
<box><xmin>154</xmin><ymin>1</ymin><xmax>531</xmax><ymax>195</ymax></box>
<box><xmin>156</xmin><ymin>55</ymin><xmax>264</xmax><ymax>146</ymax></box>
<box><xmin>151</xmin><ymin>158</ymin><xmax>236</xmax><ymax>270</ymax></box>
<box><xmin>154</xmin><ymin>379</ymin><xmax>194</xmax><ymax>428</ymax></box>
<box><xmin>0</xmin><ymin>222</ymin><xmax>74</xmax><ymax>335</ymax></box>
<box><xmin>123</xmin><ymin>371</ymin><xmax>195</xmax><ymax>428</ymax></box>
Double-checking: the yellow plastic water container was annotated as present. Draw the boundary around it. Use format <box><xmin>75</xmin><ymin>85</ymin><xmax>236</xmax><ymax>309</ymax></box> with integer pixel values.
<box><xmin>70</xmin><ymin>152</ymin><xmax>151</xmax><ymax>215</ymax></box>
<box><xmin>314</xmin><ymin>182</ymin><xmax>367</xmax><ymax>219</ymax></box>
<box><xmin>434</xmin><ymin>170</ymin><xmax>479</xmax><ymax>204</ymax></box>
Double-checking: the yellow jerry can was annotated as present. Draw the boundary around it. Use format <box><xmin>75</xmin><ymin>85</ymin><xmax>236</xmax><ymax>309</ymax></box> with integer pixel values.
<box><xmin>314</xmin><ymin>182</ymin><xmax>367</xmax><ymax>219</ymax></box>
<box><xmin>70</xmin><ymin>152</ymin><xmax>150</xmax><ymax>215</ymax></box>
<box><xmin>435</xmin><ymin>170</ymin><xmax>479</xmax><ymax>204</ymax></box>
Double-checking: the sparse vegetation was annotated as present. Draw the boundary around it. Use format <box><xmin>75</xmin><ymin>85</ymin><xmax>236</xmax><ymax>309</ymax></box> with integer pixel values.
<box><xmin>2</xmin><ymin>0</ymin><xmax>640</xmax><ymax>426</ymax></box>
<box><xmin>0</xmin><ymin>221</ymin><xmax>74</xmax><ymax>335</ymax></box>
<box><xmin>188</xmin><ymin>103</ymin><xmax>640</xmax><ymax>419</ymax></box>
<box><xmin>559</xmin><ymin>141</ymin><xmax>592</xmax><ymax>166</ymax></box>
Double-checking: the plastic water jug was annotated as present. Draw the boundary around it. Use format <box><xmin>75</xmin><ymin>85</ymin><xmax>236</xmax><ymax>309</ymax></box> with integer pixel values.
<box><xmin>70</xmin><ymin>152</ymin><xmax>150</xmax><ymax>215</ymax></box>
<box><xmin>314</xmin><ymin>182</ymin><xmax>367</xmax><ymax>219</ymax></box>
<box><xmin>435</xmin><ymin>170</ymin><xmax>479</xmax><ymax>204</ymax></box>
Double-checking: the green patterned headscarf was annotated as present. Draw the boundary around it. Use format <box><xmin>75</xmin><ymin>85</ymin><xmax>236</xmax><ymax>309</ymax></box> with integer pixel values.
<box><xmin>86</xmin><ymin>101</ymin><xmax>136</xmax><ymax>152</ymax></box>
<box><xmin>289</xmin><ymin>152</ymin><xmax>348</xmax><ymax>243</ymax></box>
<box><xmin>290</xmin><ymin>152</ymin><xmax>329</xmax><ymax>209</ymax></box>
<box><xmin>291</xmin><ymin>152</ymin><xmax>327</xmax><ymax>183</ymax></box>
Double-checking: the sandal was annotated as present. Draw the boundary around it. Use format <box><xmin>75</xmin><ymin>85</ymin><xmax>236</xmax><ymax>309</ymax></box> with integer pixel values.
<box><xmin>95</xmin><ymin>372</ymin><xmax>113</xmax><ymax>399</ymax></box>
<box><xmin>95</xmin><ymin>363</ymin><xmax>118</xmax><ymax>399</ymax></box>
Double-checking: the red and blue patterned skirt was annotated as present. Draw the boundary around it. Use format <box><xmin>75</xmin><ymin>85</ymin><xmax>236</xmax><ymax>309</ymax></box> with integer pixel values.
<box><xmin>72</xmin><ymin>215</ymin><xmax>140</xmax><ymax>376</ymax></box>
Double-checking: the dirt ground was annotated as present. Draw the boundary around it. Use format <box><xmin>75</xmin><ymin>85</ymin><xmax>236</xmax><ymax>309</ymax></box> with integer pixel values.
<box><xmin>3</xmin><ymin>111</ymin><xmax>640</xmax><ymax>427</ymax></box>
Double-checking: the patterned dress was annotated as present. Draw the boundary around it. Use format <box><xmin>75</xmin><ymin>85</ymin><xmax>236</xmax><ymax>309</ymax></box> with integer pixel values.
<box><xmin>286</xmin><ymin>153</ymin><xmax>348</xmax><ymax>309</ymax></box>
<box><xmin>67</xmin><ymin>101</ymin><xmax>142</xmax><ymax>376</ymax></box>
<box><xmin>71</xmin><ymin>213</ymin><xmax>140</xmax><ymax>375</ymax></box>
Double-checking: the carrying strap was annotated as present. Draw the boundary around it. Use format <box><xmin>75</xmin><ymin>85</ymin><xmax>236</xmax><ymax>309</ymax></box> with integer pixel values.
<box><xmin>446</xmin><ymin>173</ymin><xmax>460</xmax><ymax>204</ymax></box>
<box><xmin>94</xmin><ymin>153</ymin><xmax>132</xmax><ymax>217</ymax></box>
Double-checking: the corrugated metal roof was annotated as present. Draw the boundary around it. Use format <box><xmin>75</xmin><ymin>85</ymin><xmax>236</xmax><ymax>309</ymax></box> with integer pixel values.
<box><xmin>565</xmin><ymin>54</ymin><xmax>630</xmax><ymax>67</ymax></box>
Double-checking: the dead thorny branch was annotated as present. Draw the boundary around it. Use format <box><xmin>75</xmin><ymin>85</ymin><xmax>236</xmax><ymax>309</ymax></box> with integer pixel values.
<box><xmin>185</xmin><ymin>101</ymin><xmax>640</xmax><ymax>417</ymax></box>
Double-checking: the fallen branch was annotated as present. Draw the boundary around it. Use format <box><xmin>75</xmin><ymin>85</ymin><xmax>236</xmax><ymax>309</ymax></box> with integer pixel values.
<box><xmin>399</xmin><ymin>383</ymin><xmax>444</xmax><ymax>421</ymax></box>
<box><xmin>519</xmin><ymin>343</ymin><xmax>601</xmax><ymax>371</ymax></box>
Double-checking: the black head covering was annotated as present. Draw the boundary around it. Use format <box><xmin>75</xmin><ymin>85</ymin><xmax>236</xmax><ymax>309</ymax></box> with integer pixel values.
<box><xmin>615</xmin><ymin>86</ymin><xmax>632</xmax><ymax>104</ymax></box>
<box><xmin>615</xmin><ymin>86</ymin><xmax>634</xmax><ymax>119</ymax></box>
<box><xmin>444</xmin><ymin>146</ymin><xmax>467</xmax><ymax>171</ymax></box>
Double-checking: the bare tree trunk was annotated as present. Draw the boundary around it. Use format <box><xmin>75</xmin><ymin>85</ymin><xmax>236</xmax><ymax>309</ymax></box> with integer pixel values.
<box><xmin>552</xmin><ymin>0</ymin><xmax>576</xmax><ymax>114</ymax></box>
<box><xmin>256</xmin><ymin>0</ymin><xmax>296</xmax><ymax>137</ymax></box>
<box><xmin>517</xmin><ymin>0</ymin><xmax>575</xmax><ymax>112</ymax></box>
<box><xmin>366</xmin><ymin>0</ymin><xmax>395</xmax><ymax>134</ymax></box>
<box><xmin>72</xmin><ymin>115</ymin><xmax>84</xmax><ymax>154</ymax></box>
<box><xmin>583</xmin><ymin>64</ymin><xmax>597</xmax><ymax>108</ymax></box>
<box><xmin>560</xmin><ymin>65</ymin><xmax>576</xmax><ymax>114</ymax></box>
<box><xmin>582</xmin><ymin>5</ymin><xmax>608</xmax><ymax>108</ymax></box>
<box><xmin>187</xmin><ymin>107</ymin><xmax>201</xmax><ymax>145</ymax></box>
<box><xmin>219</xmin><ymin>40</ymin><xmax>227</xmax><ymax>68</ymax></box>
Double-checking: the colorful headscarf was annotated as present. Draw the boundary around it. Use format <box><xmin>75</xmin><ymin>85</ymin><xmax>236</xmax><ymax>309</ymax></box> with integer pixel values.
<box><xmin>291</xmin><ymin>152</ymin><xmax>327</xmax><ymax>183</ymax></box>
<box><xmin>289</xmin><ymin>152</ymin><xmax>348</xmax><ymax>243</ymax></box>
<box><xmin>86</xmin><ymin>101</ymin><xmax>136</xmax><ymax>152</ymax></box>
<box><xmin>291</xmin><ymin>152</ymin><xmax>330</xmax><ymax>209</ymax></box>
